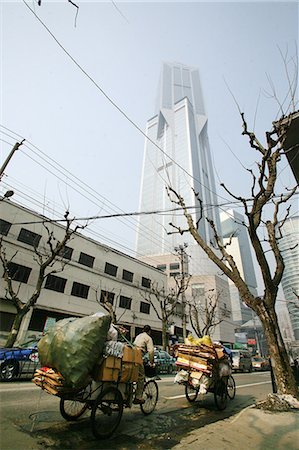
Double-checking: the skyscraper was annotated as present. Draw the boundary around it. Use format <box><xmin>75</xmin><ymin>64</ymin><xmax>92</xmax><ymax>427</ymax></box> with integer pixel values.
<box><xmin>279</xmin><ymin>216</ymin><xmax>299</xmax><ymax>341</ymax></box>
<box><xmin>136</xmin><ymin>62</ymin><xmax>221</xmax><ymax>276</ymax></box>
<box><xmin>220</xmin><ymin>209</ymin><xmax>258</xmax><ymax>325</ymax></box>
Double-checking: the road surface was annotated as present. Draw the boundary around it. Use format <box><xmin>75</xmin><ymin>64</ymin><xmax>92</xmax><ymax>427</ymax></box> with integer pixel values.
<box><xmin>0</xmin><ymin>371</ymin><xmax>272</xmax><ymax>449</ymax></box>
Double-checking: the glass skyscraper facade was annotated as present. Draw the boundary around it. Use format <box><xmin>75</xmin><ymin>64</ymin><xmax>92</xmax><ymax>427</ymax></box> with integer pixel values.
<box><xmin>136</xmin><ymin>62</ymin><xmax>221</xmax><ymax>276</ymax></box>
<box><xmin>279</xmin><ymin>216</ymin><xmax>299</xmax><ymax>340</ymax></box>
<box><xmin>220</xmin><ymin>209</ymin><xmax>258</xmax><ymax>325</ymax></box>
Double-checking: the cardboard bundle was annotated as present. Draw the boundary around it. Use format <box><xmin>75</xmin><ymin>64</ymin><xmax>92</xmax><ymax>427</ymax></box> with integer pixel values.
<box><xmin>176</xmin><ymin>353</ymin><xmax>213</xmax><ymax>373</ymax></box>
<box><xmin>177</xmin><ymin>343</ymin><xmax>217</xmax><ymax>359</ymax></box>
<box><xmin>92</xmin><ymin>356</ymin><xmax>122</xmax><ymax>382</ymax></box>
<box><xmin>32</xmin><ymin>367</ymin><xmax>65</xmax><ymax>396</ymax></box>
<box><xmin>92</xmin><ymin>345</ymin><xmax>143</xmax><ymax>383</ymax></box>
<box><xmin>122</xmin><ymin>345</ymin><xmax>143</xmax><ymax>365</ymax></box>
<box><xmin>215</xmin><ymin>347</ymin><xmax>225</xmax><ymax>359</ymax></box>
<box><xmin>119</xmin><ymin>362</ymin><xmax>139</xmax><ymax>383</ymax></box>
<box><xmin>175</xmin><ymin>343</ymin><xmax>218</xmax><ymax>376</ymax></box>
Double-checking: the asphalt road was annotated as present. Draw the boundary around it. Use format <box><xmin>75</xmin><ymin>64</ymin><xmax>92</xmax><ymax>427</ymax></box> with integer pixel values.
<box><xmin>0</xmin><ymin>371</ymin><xmax>273</xmax><ymax>450</ymax></box>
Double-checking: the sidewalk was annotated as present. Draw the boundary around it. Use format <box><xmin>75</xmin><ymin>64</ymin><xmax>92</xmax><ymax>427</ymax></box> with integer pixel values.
<box><xmin>173</xmin><ymin>406</ymin><xmax>299</xmax><ymax>450</ymax></box>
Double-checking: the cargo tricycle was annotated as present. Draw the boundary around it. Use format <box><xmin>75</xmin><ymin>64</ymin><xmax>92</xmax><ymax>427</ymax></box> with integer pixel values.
<box><xmin>184</xmin><ymin>372</ymin><xmax>236</xmax><ymax>410</ymax></box>
<box><xmin>59</xmin><ymin>365</ymin><xmax>159</xmax><ymax>439</ymax></box>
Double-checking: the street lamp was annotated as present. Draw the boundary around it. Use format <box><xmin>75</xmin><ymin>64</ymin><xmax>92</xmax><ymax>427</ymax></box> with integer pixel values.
<box><xmin>1</xmin><ymin>190</ymin><xmax>14</xmax><ymax>201</ymax></box>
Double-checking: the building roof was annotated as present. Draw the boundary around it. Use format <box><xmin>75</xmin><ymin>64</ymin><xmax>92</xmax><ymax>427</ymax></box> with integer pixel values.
<box><xmin>273</xmin><ymin>110</ymin><xmax>299</xmax><ymax>184</ymax></box>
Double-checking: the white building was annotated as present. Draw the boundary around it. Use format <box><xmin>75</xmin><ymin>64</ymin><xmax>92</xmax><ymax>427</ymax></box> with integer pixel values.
<box><xmin>139</xmin><ymin>253</ymin><xmax>235</xmax><ymax>344</ymax></box>
<box><xmin>0</xmin><ymin>199</ymin><xmax>171</xmax><ymax>346</ymax></box>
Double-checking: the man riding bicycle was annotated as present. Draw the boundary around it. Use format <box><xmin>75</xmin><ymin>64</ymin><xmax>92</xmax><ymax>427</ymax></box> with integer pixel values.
<box><xmin>133</xmin><ymin>325</ymin><xmax>154</xmax><ymax>404</ymax></box>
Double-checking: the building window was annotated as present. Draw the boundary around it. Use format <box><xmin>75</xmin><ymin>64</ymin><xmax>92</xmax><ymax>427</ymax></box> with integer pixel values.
<box><xmin>105</xmin><ymin>262</ymin><xmax>118</xmax><ymax>277</ymax></box>
<box><xmin>6</xmin><ymin>262</ymin><xmax>32</xmax><ymax>283</ymax></box>
<box><xmin>0</xmin><ymin>311</ymin><xmax>16</xmax><ymax>332</ymax></box>
<box><xmin>28</xmin><ymin>309</ymin><xmax>79</xmax><ymax>332</ymax></box>
<box><xmin>170</xmin><ymin>272</ymin><xmax>180</xmax><ymax>277</ymax></box>
<box><xmin>140</xmin><ymin>301</ymin><xmax>150</xmax><ymax>314</ymax></box>
<box><xmin>141</xmin><ymin>277</ymin><xmax>151</xmax><ymax>288</ymax></box>
<box><xmin>119</xmin><ymin>295</ymin><xmax>132</xmax><ymax>310</ymax></box>
<box><xmin>221</xmin><ymin>303</ymin><xmax>231</xmax><ymax>318</ymax></box>
<box><xmin>170</xmin><ymin>262</ymin><xmax>180</xmax><ymax>270</ymax></box>
<box><xmin>100</xmin><ymin>290</ymin><xmax>115</xmax><ymax>305</ymax></box>
<box><xmin>192</xmin><ymin>283</ymin><xmax>205</xmax><ymax>298</ymax></box>
<box><xmin>78</xmin><ymin>252</ymin><xmax>94</xmax><ymax>268</ymax></box>
<box><xmin>0</xmin><ymin>219</ymin><xmax>12</xmax><ymax>236</ymax></box>
<box><xmin>71</xmin><ymin>282</ymin><xmax>90</xmax><ymax>299</ymax></box>
<box><xmin>122</xmin><ymin>269</ymin><xmax>133</xmax><ymax>283</ymax></box>
<box><xmin>157</xmin><ymin>264</ymin><xmax>166</xmax><ymax>271</ymax></box>
<box><xmin>45</xmin><ymin>274</ymin><xmax>67</xmax><ymax>293</ymax></box>
<box><xmin>59</xmin><ymin>245</ymin><xmax>73</xmax><ymax>260</ymax></box>
<box><xmin>17</xmin><ymin>228</ymin><xmax>41</xmax><ymax>247</ymax></box>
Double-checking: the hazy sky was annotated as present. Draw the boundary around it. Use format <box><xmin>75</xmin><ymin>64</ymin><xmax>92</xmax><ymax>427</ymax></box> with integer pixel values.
<box><xmin>1</xmin><ymin>1</ymin><xmax>298</xmax><ymax>269</ymax></box>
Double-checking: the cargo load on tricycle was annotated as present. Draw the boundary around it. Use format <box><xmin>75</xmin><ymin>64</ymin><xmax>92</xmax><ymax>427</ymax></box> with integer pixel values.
<box><xmin>32</xmin><ymin>314</ymin><xmax>159</xmax><ymax>439</ymax></box>
<box><xmin>174</xmin><ymin>335</ymin><xmax>236</xmax><ymax>410</ymax></box>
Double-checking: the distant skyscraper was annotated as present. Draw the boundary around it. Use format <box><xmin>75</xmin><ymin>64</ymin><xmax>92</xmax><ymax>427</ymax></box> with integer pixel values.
<box><xmin>220</xmin><ymin>209</ymin><xmax>258</xmax><ymax>325</ymax></box>
<box><xmin>279</xmin><ymin>216</ymin><xmax>299</xmax><ymax>340</ymax></box>
<box><xmin>136</xmin><ymin>62</ymin><xmax>221</xmax><ymax>276</ymax></box>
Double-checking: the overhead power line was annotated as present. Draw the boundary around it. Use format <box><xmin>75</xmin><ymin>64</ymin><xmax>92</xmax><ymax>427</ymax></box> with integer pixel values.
<box><xmin>4</xmin><ymin>190</ymin><xmax>298</xmax><ymax>227</ymax></box>
<box><xmin>22</xmin><ymin>0</ymin><xmax>232</xmax><ymax>205</ymax></box>
<box><xmin>0</xmin><ymin>125</ymin><xmax>176</xmax><ymax>254</ymax></box>
<box><xmin>21</xmin><ymin>2</ymin><xmax>298</xmax><ymax>238</ymax></box>
<box><xmin>1</xmin><ymin>205</ymin><xmax>216</xmax><ymax>226</ymax></box>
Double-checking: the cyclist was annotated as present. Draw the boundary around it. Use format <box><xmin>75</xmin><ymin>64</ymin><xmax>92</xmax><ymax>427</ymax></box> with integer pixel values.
<box><xmin>133</xmin><ymin>325</ymin><xmax>154</xmax><ymax>404</ymax></box>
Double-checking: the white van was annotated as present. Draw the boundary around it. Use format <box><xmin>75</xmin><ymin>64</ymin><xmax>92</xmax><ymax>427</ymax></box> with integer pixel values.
<box><xmin>231</xmin><ymin>350</ymin><xmax>252</xmax><ymax>372</ymax></box>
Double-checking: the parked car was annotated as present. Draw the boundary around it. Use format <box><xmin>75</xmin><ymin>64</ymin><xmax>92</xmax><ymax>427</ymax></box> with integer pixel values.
<box><xmin>251</xmin><ymin>356</ymin><xmax>270</xmax><ymax>371</ymax></box>
<box><xmin>144</xmin><ymin>349</ymin><xmax>176</xmax><ymax>374</ymax></box>
<box><xmin>0</xmin><ymin>341</ymin><xmax>39</xmax><ymax>381</ymax></box>
<box><xmin>154</xmin><ymin>350</ymin><xmax>176</xmax><ymax>374</ymax></box>
<box><xmin>231</xmin><ymin>349</ymin><xmax>252</xmax><ymax>373</ymax></box>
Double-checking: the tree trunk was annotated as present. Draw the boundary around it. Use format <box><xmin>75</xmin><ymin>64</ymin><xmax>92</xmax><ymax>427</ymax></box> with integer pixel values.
<box><xmin>5</xmin><ymin>308</ymin><xmax>27</xmax><ymax>347</ymax></box>
<box><xmin>162</xmin><ymin>320</ymin><xmax>168</xmax><ymax>351</ymax></box>
<box><xmin>258</xmin><ymin>303</ymin><xmax>298</xmax><ymax>397</ymax></box>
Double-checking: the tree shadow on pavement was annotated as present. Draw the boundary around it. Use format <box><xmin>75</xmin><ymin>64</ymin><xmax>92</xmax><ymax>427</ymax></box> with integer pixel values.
<box><xmin>17</xmin><ymin>393</ymin><xmax>257</xmax><ymax>449</ymax></box>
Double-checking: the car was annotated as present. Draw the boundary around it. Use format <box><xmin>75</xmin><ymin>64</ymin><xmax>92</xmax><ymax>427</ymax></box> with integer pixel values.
<box><xmin>251</xmin><ymin>356</ymin><xmax>270</xmax><ymax>371</ymax></box>
<box><xmin>144</xmin><ymin>349</ymin><xmax>176</xmax><ymax>375</ymax></box>
<box><xmin>0</xmin><ymin>341</ymin><xmax>39</xmax><ymax>381</ymax></box>
<box><xmin>154</xmin><ymin>350</ymin><xmax>177</xmax><ymax>374</ymax></box>
<box><xmin>231</xmin><ymin>349</ymin><xmax>253</xmax><ymax>373</ymax></box>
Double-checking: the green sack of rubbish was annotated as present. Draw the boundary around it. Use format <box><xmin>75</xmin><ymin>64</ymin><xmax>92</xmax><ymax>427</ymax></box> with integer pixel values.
<box><xmin>38</xmin><ymin>314</ymin><xmax>111</xmax><ymax>388</ymax></box>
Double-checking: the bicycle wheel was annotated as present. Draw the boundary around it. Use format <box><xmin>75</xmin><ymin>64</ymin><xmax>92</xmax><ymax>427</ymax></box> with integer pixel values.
<box><xmin>60</xmin><ymin>398</ymin><xmax>88</xmax><ymax>421</ymax></box>
<box><xmin>227</xmin><ymin>375</ymin><xmax>236</xmax><ymax>400</ymax></box>
<box><xmin>91</xmin><ymin>386</ymin><xmax>123</xmax><ymax>439</ymax></box>
<box><xmin>185</xmin><ymin>383</ymin><xmax>198</xmax><ymax>402</ymax></box>
<box><xmin>214</xmin><ymin>379</ymin><xmax>228</xmax><ymax>410</ymax></box>
<box><xmin>140</xmin><ymin>380</ymin><xmax>158</xmax><ymax>415</ymax></box>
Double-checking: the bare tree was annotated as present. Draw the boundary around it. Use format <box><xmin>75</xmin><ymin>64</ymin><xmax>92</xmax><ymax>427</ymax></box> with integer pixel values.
<box><xmin>188</xmin><ymin>289</ymin><xmax>228</xmax><ymax>339</ymax></box>
<box><xmin>140</xmin><ymin>276</ymin><xmax>190</xmax><ymax>350</ymax></box>
<box><xmin>95</xmin><ymin>289</ymin><xmax>130</xmax><ymax>326</ymax></box>
<box><xmin>94</xmin><ymin>289</ymin><xmax>133</xmax><ymax>340</ymax></box>
<box><xmin>0</xmin><ymin>211</ymin><xmax>85</xmax><ymax>347</ymax></box>
<box><xmin>167</xmin><ymin>111</ymin><xmax>298</xmax><ymax>397</ymax></box>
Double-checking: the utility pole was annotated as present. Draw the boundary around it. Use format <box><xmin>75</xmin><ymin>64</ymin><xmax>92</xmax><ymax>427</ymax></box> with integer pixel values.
<box><xmin>0</xmin><ymin>140</ymin><xmax>25</xmax><ymax>181</ymax></box>
<box><xmin>174</xmin><ymin>243</ymin><xmax>189</xmax><ymax>340</ymax></box>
